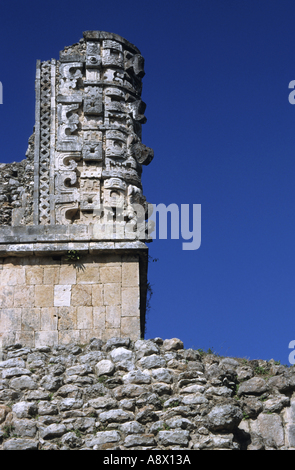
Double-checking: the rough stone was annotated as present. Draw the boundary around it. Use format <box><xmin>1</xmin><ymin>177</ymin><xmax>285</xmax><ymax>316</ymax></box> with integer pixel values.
<box><xmin>120</xmin><ymin>420</ymin><xmax>145</xmax><ymax>434</ymax></box>
<box><xmin>10</xmin><ymin>376</ymin><xmax>37</xmax><ymax>390</ymax></box>
<box><xmin>0</xmin><ymin>337</ymin><xmax>294</xmax><ymax>450</ymax></box>
<box><xmin>95</xmin><ymin>360</ymin><xmax>115</xmax><ymax>376</ymax></box>
<box><xmin>0</xmin><ymin>405</ymin><xmax>11</xmax><ymax>424</ymax></box>
<box><xmin>40</xmin><ymin>375</ymin><xmax>63</xmax><ymax>391</ymax></box>
<box><xmin>99</xmin><ymin>409</ymin><xmax>134</xmax><ymax>423</ymax></box>
<box><xmin>2</xmin><ymin>367</ymin><xmax>32</xmax><ymax>379</ymax></box>
<box><xmin>136</xmin><ymin>407</ymin><xmax>159</xmax><ymax>424</ymax></box>
<box><xmin>157</xmin><ymin>430</ymin><xmax>190</xmax><ymax>446</ymax></box>
<box><xmin>40</xmin><ymin>423</ymin><xmax>67</xmax><ymax>439</ymax></box>
<box><xmin>122</xmin><ymin>370</ymin><xmax>151</xmax><ymax>384</ymax></box>
<box><xmin>138</xmin><ymin>355</ymin><xmax>166</xmax><ymax>370</ymax></box>
<box><xmin>163</xmin><ymin>338</ymin><xmax>184</xmax><ymax>351</ymax></box>
<box><xmin>61</xmin><ymin>431</ymin><xmax>84</xmax><ymax>449</ymax></box>
<box><xmin>12</xmin><ymin>418</ymin><xmax>37</xmax><ymax>437</ymax></box>
<box><xmin>3</xmin><ymin>438</ymin><xmax>39</xmax><ymax>450</ymax></box>
<box><xmin>257</xmin><ymin>413</ymin><xmax>285</xmax><ymax>448</ymax></box>
<box><xmin>134</xmin><ymin>340</ymin><xmax>160</xmax><ymax>358</ymax></box>
<box><xmin>238</xmin><ymin>377</ymin><xmax>268</xmax><ymax>396</ymax></box>
<box><xmin>12</xmin><ymin>401</ymin><xmax>38</xmax><ymax>419</ymax></box>
<box><xmin>85</xmin><ymin>431</ymin><xmax>121</xmax><ymax>448</ymax></box>
<box><xmin>207</xmin><ymin>405</ymin><xmax>243</xmax><ymax>432</ymax></box>
<box><xmin>124</xmin><ymin>433</ymin><xmax>156</xmax><ymax>447</ymax></box>
<box><xmin>110</xmin><ymin>348</ymin><xmax>133</xmax><ymax>363</ymax></box>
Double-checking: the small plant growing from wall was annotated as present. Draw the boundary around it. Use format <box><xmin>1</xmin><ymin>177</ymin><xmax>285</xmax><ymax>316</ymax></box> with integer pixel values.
<box><xmin>65</xmin><ymin>250</ymin><xmax>85</xmax><ymax>271</ymax></box>
<box><xmin>66</xmin><ymin>250</ymin><xmax>81</xmax><ymax>262</ymax></box>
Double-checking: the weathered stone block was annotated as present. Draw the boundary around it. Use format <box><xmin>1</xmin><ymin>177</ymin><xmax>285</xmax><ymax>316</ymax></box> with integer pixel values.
<box><xmin>106</xmin><ymin>306</ymin><xmax>121</xmax><ymax>329</ymax></box>
<box><xmin>93</xmin><ymin>306</ymin><xmax>106</xmax><ymax>330</ymax></box>
<box><xmin>134</xmin><ymin>339</ymin><xmax>159</xmax><ymax>357</ymax></box>
<box><xmin>257</xmin><ymin>413</ymin><xmax>285</xmax><ymax>448</ymax></box>
<box><xmin>121</xmin><ymin>317</ymin><xmax>140</xmax><ymax>340</ymax></box>
<box><xmin>0</xmin><ymin>267</ymin><xmax>25</xmax><ymax>286</ymax></box>
<box><xmin>122</xmin><ymin>262</ymin><xmax>139</xmax><ymax>287</ymax></box>
<box><xmin>57</xmin><ymin>307</ymin><xmax>77</xmax><ymax>330</ymax></box>
<box><xmin>58</xmin><ymin>329</ymin><xmax>80</xmax><ymax>345</ymax></box>
<box><xmin>71</xmin><ymin>285</ymin><xmax>92</xmax><ymax>306</ymax></box>
<box><xmin>207</xmin><ymin>404</ymin><xmax>243</xmax><ymax>432</ymax></box>
<box><xmin>14</xmin><ymin>286</ymin><xmax>35</xmax><ymax>308</ymax></box>
<box><xmin>35</xmin><ymin>285</ymin><xmax>54</xmax><ymax>307</ymax></box>
<box><xmin>110</xmin><ymin>347</ymin><xmax>133</xmax><ymax>363</ymax></box>
<box><xmin>151</xmin><ymin>368</ymin><xmax>173</xmax><ymax>384</ymax></box>
<box><xmin>25</xmin><ymin>266</ymin><xmax>44</xmax><ymax>285</ymax></box>
<box><xmin>40</xmin><ymin>307</ymin><xmax>58</xmax><ymax>331</ymax></box>
<box><xmin>100</xmin><ymin>266</ymin><xmax>121</xmax><ymax>283</ymax></box>
<box><xmin>138</xmin><ymin>354</ymin><xmax>166</xmax><ymax>370</ymax></box>
<box><xmin>21</xmin><ymin>308</ymin><xmax>41</xmax><ymax>331</ymax></box>
<box><xmin>77</xmin><ymin>306</ymin><xmax>93</xmax><ymax>329</ymax></box>
<box><xmin>79</xmin><ymin>329</ymin><xmax>103</xmax><ymax>343</ymax></box>
<box><xmin>2</xmin><ymin>367</ymin><xmax>32</xmax><ymax>379</ymax></box>
<box><xmin>54</xmin><ymin>285</ymin><xmax>72</xmax><ymax>307</ymax></box>
<box><xmin>0</xmin><ymin>286</ymin><xmax>14</xmax><ymax>308</ymax></box>
<box><xmin>15</xmin><ymin>330</ymin><xmax>35</xmax><ymax>348</ymax></box>
<box><xmin>104</xmin><ymin>283</ymin><xmax>121</xmax><ymax>306</ymax></box>
<box><xmin>59</xmin><ymin>265</ymin><xmax>76</xmax><ymax>284</ymax></box>
<box><xmin>104</xmin><ymin>328</ymin><xmax>121</xmax><ymax>340</ymax></box>
<box><xmin>99</xmin><ymin>409</ymin><xmax>134</xmax><ymax>424</ymax></box>
<box><xmin>237</xmin><ymin>377</ymin><xmax>268</xmax><ymax>396</ymax></box>
<box><xmin>43</xmin><ymin>267</ymin><xmax>60</xmax><ymax>285</ymax></box>
<box><xmin>123</xmin><ymin>370</ymin><xmax>151</xmax><ymax>385</ymax></box>
<box><xmin>0</xmin><ymin>308</ymin><xmax>22</xmax><ymax>330</ymax></box>
<box><xmin>1</xmin><ymin>331</ymin><xmax>17</xmax><ymax>348</ymax></box>
<box><xmin>35</xmin><ymin>330</ymin><xmax>58</xmax><ymax>348</ymax></box>
<box><xmin>77</xmin><ymin>266</ymin><xmax>100</xmax><ymax>284</ymax></box>
<box><xmin>121</xmin><ymin>288</ymin><xmax>139</xmax><ymax>316</ymax></box>
<box><xmin>92</xmin><ymin>284</ymin><xmax>103</xmax><ymax>306</ymax></box>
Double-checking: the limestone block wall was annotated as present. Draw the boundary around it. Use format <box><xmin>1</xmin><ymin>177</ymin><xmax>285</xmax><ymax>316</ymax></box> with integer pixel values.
<box><xmin>0</xmin><ymin>254</ymin><xmax>141</xmax><ymax>348</ymax></box>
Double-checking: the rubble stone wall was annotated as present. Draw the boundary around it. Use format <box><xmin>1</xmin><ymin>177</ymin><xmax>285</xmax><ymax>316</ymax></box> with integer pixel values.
<box><xmin>0</xmin><ymin>336</ymin><xmax>295</xmax><ymax>450</ymax></box>
<box><xmin>0</xmin><ymin>135</ymin><xmax>34</xmax><ymax>227</ymax></box>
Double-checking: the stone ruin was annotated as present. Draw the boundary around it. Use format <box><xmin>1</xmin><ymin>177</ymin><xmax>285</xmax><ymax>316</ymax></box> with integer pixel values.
<box><xmin>0</xmin><ymin>31</ymin><xmax>154</xmax><ymax>348</ymax></box>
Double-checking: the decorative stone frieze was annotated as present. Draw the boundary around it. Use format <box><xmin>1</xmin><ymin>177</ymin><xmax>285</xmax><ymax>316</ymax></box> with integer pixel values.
<box><xmin>33</xmin><ymin>31</ymin><xmax>153</xmax><ymax>230</ymax></box>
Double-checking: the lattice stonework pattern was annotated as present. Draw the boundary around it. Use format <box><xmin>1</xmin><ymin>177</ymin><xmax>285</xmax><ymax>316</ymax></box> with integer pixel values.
<box><xmin>39</xmin><ymin>61</ymin><xmax>52</xmax><ymax>225</ymax></box>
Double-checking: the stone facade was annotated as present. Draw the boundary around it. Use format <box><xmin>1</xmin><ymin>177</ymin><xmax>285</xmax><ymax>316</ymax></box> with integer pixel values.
<box><xmin>0</xmin><ymin>31</ymin><xmax>153</xmax><ymax>346</ymax></box>
<box><xmin>1</xmin><ymin>337</ymin><xmax>295</xmax><ymax>450</ymax></box>
<box><xmin>0</xmin><ymin>254</ymin><xmax>144</xmax><ymax>348</ymax></box>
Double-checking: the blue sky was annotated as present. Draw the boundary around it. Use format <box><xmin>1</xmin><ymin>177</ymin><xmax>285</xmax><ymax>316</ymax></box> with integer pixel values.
<box><xmin>1</xmin><ymin>0</ymin><xmax>295</xmax><ymax>363</ymax></box>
